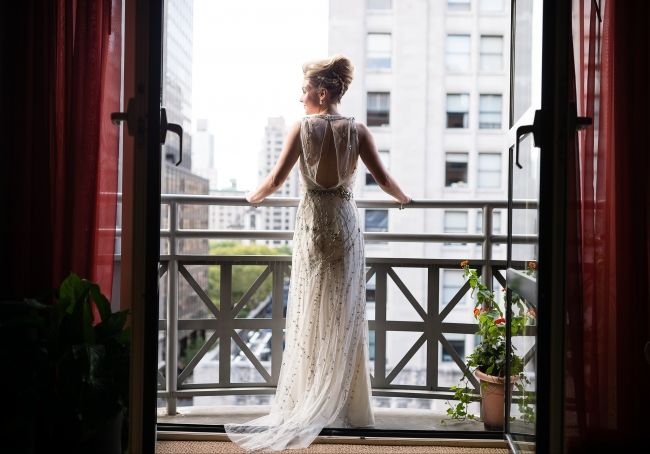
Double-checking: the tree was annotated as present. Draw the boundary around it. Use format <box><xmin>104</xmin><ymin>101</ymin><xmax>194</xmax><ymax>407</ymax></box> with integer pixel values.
<box><xmin>208</xmin><ymin>241</ymin><xmax>291</xmax><ymax>318</ymax></box>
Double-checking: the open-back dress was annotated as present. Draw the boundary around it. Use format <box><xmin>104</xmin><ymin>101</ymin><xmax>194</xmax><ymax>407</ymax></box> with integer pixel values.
<box><xmin>224</xmin><ymin>114</ymin><xmax>375</xmax><ymax>452</ymax></box>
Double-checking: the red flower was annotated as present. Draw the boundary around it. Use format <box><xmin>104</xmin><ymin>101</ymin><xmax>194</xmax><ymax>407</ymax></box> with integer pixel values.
<box><xmin>460</xmin><ymin>260</ymin><xmax>469</xmax><ymax>268</ymax></box>
<box><xmin>494</xmin><ymin>317</ymin><xmax>506</xmax><ymax>325</ymax></box>
<box><xmin>473</xmin><ymin>308</ymin><xmax>480</xmax><ymax>317</ymax></box>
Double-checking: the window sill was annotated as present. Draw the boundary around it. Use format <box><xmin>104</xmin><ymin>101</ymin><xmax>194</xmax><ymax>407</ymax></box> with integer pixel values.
<box><xmin>477</xmin><ymin>70</ymin><xmax>506</xmax><ymax>76</ymax></box>
<box><xmin>443</xmin><ymin>185</ymin><xmax>471</xmax><ymax>192</ymax></box>
<box><xmin>476</xmin><ymin>128</ymin><xmax>505</xmax><ymax>134</ymax></box>
<box><xmin>475</xmin><ymin>187</ymin><xmax>503</xmax><ymax>192</ymax></box>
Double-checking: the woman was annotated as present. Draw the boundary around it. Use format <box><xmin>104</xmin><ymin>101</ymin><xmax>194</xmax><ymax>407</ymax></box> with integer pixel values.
<box><xmin>224</xmin><ymin>54</ymin><xmax>411</xmax><ymax>452</ymax></box>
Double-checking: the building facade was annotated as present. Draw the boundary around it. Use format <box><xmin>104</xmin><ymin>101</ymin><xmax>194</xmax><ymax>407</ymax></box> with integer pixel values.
<box><xmin>329</xmin><ymin>0</ymin><xmax>511</xmax><ymax>407</ymax></box>
<box><xmin>256</xmin><ymin>117</ymin><xmax>300</xmax><ymax>246</ymax></box>
<box><xmin>192</xmin><ymin>118</ymin><xmax>219</xmax><ymax>192</ymax></box>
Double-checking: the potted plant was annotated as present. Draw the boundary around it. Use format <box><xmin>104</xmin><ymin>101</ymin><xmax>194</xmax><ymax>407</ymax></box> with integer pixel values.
<box><xmin>50</xmin><ymin>272</ymin><xmax>131</xmax><ymax>452</ymax></box>
<box><xmin>0</xmin><ymin>273</ymin><xmax>130</xmax><ymax>453</ymax></box>
<box><xmin>444</xmin><ymin>260</ymin><xmax>536</xmax><ymax>430</ymax></box>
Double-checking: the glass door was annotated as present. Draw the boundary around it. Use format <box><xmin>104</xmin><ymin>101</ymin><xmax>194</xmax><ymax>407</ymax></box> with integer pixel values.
<box><xmin>505</xmin><ymin>0</ymin><xmax>543</xmax><ymax>451</ymax></box>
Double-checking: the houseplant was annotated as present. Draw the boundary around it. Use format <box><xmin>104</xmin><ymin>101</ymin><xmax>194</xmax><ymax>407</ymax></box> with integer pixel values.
<box><xmin>0</xmin><ymin>273</ymin><xmax>130</xmax><ymax>452</ymax></box>
<box><xmin>50</xmin><ymin>272</ymin><xmax>131</xmax><ymax>451</ymax></box>
<box><xmin>444</xmin><ymin>260</ymin><xmax>536</xmax><ymax>429</ymax></box>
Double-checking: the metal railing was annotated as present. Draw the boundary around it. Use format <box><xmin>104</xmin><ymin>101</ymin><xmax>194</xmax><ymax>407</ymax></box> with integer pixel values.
<box><xmin>153</xmin><ymin>195</ymin><xmax>538</xmax><ymax>415</ymax></box>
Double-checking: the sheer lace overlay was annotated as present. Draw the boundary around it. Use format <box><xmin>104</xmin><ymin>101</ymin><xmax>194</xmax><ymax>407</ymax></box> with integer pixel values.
<box><xmin>224</xmin><ymin>115</ymin><xmax>375</xmax><ymax>452</ymax></box>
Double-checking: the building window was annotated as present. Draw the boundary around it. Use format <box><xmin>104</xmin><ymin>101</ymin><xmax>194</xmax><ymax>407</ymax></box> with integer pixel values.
<box><xmin>442</xmin><ymin>339</ymin><xmax>466</xmax><ymax>362</ymax></box>
<box><xmin>448</xmin><ymin>0</ymin><xmax>471</xmax><ymax>11</ymax></box>
<box><xmin>365</xmin><ymin>209</ymin><xmax>389</xmax><ymax>232</ymax></box>
<box><xmin>442</xmin><ymin>269</ymin><xmax>465</xmax><ymax>307</ymax></box>
<box><xmin>444</xmin><ymin>210</ymin><xmax>468</xmax><ymax>245</ymax></box>
<box><xmin>480</xmin><ymin>0</ymin><xmax>502</xmax><ymax>12</ymax></box>
<box><xmin>367</xmin><ymin>33</ymin><xmax>392</xmax><ymax>70</ymax></box>
<box><xmin>480</xmin><ymin>35</ymin><xmax>503</xmax><ymax>71</ymax></box>
<box><xmin>446</xmin><ymin>34</ymin><xmax>471</xmax><ymax>72</ymax></box>
<box><xmin>477</xmin><ymin>152</ymin><xmax>502</xmax><ymax>188</ymax></box>
<box><xmin>476</xmin><ymin>209</ymin><xmax>502</xmax><ymax>235</ymax></box>
<box><xmin>367</xmin><ymin>92</ymin><xmax>390</xmax><ymax>126</ymax></box>
<box><xmin>479</xmin><ymin>94</ymin><xmax>502</xmax><ymax>129</ymax></box>
<box><xmin>365</xmin><ymin>149</ymin><xmax>389</xmax><ymax>185</ymax></box>
<box><xmin>368</xmin><ymin>0</ymin><xmax>392</xmax><ymax>9</ymax></box>
<box><xmin>445</xmin><ymin>152</ymin><xmax>468</xmax><ymax>187</ymax></box>
<box><xmin>368</xmin><ymin>330</ymin><xmax>376</xmax><ymax>361</ymax></box>
<box><xmin>446</xmin><ymin>93</ymin><xmax>469</xmax><ymax>128</ymax></box>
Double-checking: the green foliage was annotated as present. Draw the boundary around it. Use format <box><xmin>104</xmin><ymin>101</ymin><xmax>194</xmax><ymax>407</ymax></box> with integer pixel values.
<box><xmin>0</xmin><ymin>273</ymin><xmax>130</xmax><ymax>448</ymax></box>
<box><xmin>208</xmin><ymin>241</ymin><xmax>291</xmax><ymax>317</ymax></box>
<box><xmin>50</xmin><ymin>273</ymin><xmax>131</xmax><ymax>433</ymax></box>
<box><xmin>180</xmin><ymin>332</ymin><xmax>206</xmax><ymax>369</ymax></box>
<box><xmin>444</xmin><ymin>261</ymin><xmax>537</xmax><ymax>423</ymax></box>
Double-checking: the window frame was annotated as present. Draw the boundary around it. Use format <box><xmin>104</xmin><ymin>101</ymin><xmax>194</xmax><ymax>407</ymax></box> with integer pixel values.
<box><xmin>479</xmin><ymin>35</ymin><xmax>504</xmax><ymax>72</ymax></box>
<box><xmin>367</xmin><ymin>92</ymin><xmax>391</xmax><ymax>127</ymax></box>
<box><xmin>367</xmin><ymin>32</ymin><xmax>392</xmax><ymax>71</ymax></box>
<box><xmin>445</xmin><ymin>152</ymin><xmax>469</xmax><ymax>188</ymax></box>
<box><xmin>478</xmin><ymin>94</ymin><xmax>503</xmax><ymax>129</ymax></box>
<box><xmin>446</xmin><ymin>93</ymin><xmax>470</xmax><ymax>129</ymax></box>
<box><xmin>477</xmin><ymin>151</ymin><xmax>503</xmax><ymax>189</ymax></box>
<box><xmin>445</xmin><ymin>34</ymin><xmax>471</xmax><ymax>72</ymax></box>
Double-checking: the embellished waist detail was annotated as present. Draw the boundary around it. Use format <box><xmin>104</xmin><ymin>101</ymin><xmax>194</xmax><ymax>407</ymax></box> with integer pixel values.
<box><xmin>306</xmin><ymin>186</ymin><xmax>353</xmax><ymax>200</ymax></box>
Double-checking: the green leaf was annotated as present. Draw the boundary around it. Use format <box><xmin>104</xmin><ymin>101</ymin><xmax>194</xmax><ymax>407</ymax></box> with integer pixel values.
<box><xmin>89</xmin><ymin>283</ymin><xmax>111</xmax><ymax>324</ymax></box>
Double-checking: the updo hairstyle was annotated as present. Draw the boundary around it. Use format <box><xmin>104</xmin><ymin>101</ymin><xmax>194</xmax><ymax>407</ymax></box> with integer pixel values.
<box><xmin>302</xmin><ymin>54</ymin><xmax>354</xmax><ymax>103</ymax></box>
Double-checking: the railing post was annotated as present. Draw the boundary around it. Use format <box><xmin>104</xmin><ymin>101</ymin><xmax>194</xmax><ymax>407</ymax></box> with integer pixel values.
<box><xmin>374</xmin><ymin>266</ymin><xmax>387</xmax><ymax>387</ymax></box>
<box><xmin>219</xmin><ymin>264</ymin><xmax>232</xmax><ymax>385</ymax></box>
<box><xmin>271</xmin><ymin>262</ymin><xmax>285</xmax><ymax>385</ymax></box>
<box><xmin>166</xmin><ymin>200</ymin><xmax>178</xmax><ymax>415</ymax></box>
<box><xmin>426</xmin><ymin>265</ymin><xmax>440</xmax><ymax>390</ymax></box>
<box><xmin>482</xmin><ymin>204</ymin><xmax>493</xmax><ymax>290</ymax></box>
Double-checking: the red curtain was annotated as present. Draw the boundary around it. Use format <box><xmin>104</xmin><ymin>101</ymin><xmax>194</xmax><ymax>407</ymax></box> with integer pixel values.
<box><xmin>566</xmin><ymin>0</ymin><xmax>650</xmax><ymax>449</ymax></box>
<box><xmin>1</xmin><ymin>0</ymin><xmax>121</xmax><ymax>303</ymax></box>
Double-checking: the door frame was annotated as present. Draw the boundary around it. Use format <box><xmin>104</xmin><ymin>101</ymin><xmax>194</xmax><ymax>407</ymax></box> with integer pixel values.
<box><xmin>504</xmin><ymin>0</ymin><xmax>572</xmax><ymax>452</ymax></box>
<box><xmin>123</xmin><ymin>0</ymin><xmax>163</xmax><ymax>452</ymax></box>
<box><xmin>534</xmin><ymin>0</ymin><xmax>572</xmax><ymax>452</ymax></box>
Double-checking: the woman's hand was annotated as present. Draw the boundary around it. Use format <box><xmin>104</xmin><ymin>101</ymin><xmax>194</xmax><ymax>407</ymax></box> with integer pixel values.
<box><xmin>246</xmin><ymin>192</ymin><xmax>262</xmax><ymax>206</ymax></box>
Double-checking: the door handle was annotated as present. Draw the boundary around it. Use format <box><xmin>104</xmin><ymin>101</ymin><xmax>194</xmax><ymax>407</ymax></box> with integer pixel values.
<box><xmin>575</xmin><ymin>116</ymin><xmax>592</xmax><ymax>131</ymax></box>
<box><xmin>160</xmin><ymin>107</ymin><xmax>183</xmax><ymax>166</ymax></box>
<box><xmin>515</xmin><ymin>109</ymin><xmax>542</xmax><ymax>169</ymax></box>
<box><xmin>110</xmin><ymin>98</ymin><xmax>136</xmax><ymax>136</ymax></box>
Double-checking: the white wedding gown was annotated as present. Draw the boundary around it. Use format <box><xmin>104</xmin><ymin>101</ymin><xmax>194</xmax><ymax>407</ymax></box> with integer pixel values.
<box><xmin>224</xmin><ymin>114</ymin><xmax>375</xmax><ymax>451</ymax></box>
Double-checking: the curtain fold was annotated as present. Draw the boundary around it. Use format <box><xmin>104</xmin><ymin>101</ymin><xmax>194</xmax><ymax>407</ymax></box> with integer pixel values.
<box><xmin>1</xmin><ymin>0</ymin><xmax>121</xmax><ymax>303</ymax></box>
<box><xmin>567</xmin><ymin>0</ymin><xmax>650</xmax><ymax>449</ymax></box>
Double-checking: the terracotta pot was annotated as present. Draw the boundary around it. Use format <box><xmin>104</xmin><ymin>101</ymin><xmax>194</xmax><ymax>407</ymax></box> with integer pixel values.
<box><xmin>474</xmin><ymin>369</ymin><xmax>517</xmax><ymax>430</ymax></box>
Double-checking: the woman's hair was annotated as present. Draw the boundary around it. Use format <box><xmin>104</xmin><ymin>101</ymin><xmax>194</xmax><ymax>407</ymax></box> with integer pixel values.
<box><xmin>302</xmin><ymin>54</ymin><xmax>354</xmax><ymax>103</ymax></box>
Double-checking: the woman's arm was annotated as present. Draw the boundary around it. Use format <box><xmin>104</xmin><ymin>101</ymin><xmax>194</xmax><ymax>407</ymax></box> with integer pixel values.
<box><xmin>357</xmin><ymin>122</ymin><xmax>412</xmax><ymax>205</ymax></box>
<box><xmin>246</xmin><ymin>121</ymin><xmax>302</xmax><ymax>205</ymax></box>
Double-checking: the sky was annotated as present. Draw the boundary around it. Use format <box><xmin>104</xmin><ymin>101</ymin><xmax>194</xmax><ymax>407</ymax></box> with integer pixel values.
<box><xmin>192</xmin><ymin>0</ymin><xmax>329</xmax><ymax>191</ymax></box>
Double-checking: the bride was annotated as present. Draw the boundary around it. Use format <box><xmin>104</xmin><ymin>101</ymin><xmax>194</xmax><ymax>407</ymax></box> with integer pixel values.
<box><xmin>224</xmin><ymin>54</ymin><xmax>411</xmax><ymax>452</ymax></box>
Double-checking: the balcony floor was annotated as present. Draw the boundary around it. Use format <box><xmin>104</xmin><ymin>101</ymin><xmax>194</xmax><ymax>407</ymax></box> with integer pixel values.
<box><xmin>157</xmin><ymin>405</ymin><xmax>491</xmax><ymax>432</ymax></box>
<box><xmin>156</xmin><ymin>440</ymin><xmax>510</xmax><ymax>453</ymax></box>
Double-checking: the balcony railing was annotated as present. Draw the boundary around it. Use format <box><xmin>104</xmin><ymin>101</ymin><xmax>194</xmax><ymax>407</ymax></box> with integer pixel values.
<box><xmin>148</xmin><ymin>195</ymin><xmax>537</xmax><ymax>416</ymax></box>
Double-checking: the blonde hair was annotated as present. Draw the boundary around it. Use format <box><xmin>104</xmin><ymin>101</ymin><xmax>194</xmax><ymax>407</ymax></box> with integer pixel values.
<box><xmin>302</xmin><ymin>54</ymin><xmax>354</xmax><ymax>103</ymax></box>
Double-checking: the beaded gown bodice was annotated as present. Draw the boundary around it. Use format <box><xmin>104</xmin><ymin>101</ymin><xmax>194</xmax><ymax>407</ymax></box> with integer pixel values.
<box><xmin>224</xmin><ymin>114</ymin><xmax>375</xmax><ymax>451</ymax></box>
